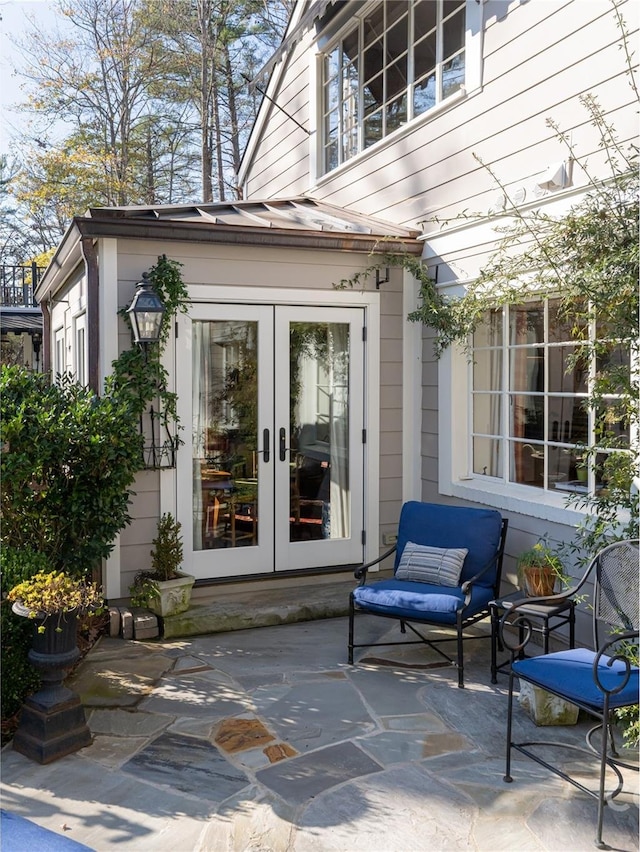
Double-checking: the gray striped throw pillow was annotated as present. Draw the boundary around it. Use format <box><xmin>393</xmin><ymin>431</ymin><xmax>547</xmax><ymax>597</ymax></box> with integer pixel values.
<box><xmin>396</xmin><ymin>542</ymin><xmax>468</xmax><ymax>586</ymax></box>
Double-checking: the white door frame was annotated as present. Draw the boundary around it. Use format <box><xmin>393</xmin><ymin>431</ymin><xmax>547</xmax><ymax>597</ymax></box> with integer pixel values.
<box><xmin>171</xmin><ymin>285</ymin><xmax>380</xmax><ymax>580</ymax></box>
<box><xmin>274</xmin><ymin>304</ymin><xmax>365</xmax><ymax>572</ymax></box>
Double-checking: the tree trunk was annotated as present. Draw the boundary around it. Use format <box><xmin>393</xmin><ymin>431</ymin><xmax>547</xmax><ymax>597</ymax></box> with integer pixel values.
<box><xmin>224</xmin><ymin>43</ymin><xmax>241</xmax><ymax>200</ymax></box>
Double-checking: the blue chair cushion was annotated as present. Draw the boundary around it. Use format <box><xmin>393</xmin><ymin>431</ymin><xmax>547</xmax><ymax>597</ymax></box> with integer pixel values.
<box><xmin>352</xmin><ymin>578</ymin><xmax>495</xmax><ymax>625</ymax></box>
<box><xmin>395</xmin><ymin>502</ymin><xmax>503</xmax><ymax>588</ymax></box>
<box><xmin>513</xmin><ymin>648</ymin><xmax>640</xmax><ymax>710</ymax></box>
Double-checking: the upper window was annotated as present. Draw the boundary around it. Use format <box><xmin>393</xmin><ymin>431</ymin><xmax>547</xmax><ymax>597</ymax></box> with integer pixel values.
<box><xmin>321</xmin><ymin>0</ymin><xmax>466</xmax><ymax>173</ymax></box>
<box><xmin>472</xmin><ymin>300</ymin><xmax>630</xmax><ymax>497</ymax></box>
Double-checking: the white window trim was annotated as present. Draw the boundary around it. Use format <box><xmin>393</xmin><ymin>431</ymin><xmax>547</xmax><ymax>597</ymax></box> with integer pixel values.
<box><xmin>439</xmin><ymin>343</ymin><xmax>586</xmax><ymax>525</ymax></box>
<box><xmin>429</xmin><ymin>182</ymin><xmax>633</xmax><ymax>526</ymax></box>
<box><xmin>313</xmin><ymin>0</ymin><xmax>482</xmax><ymax>183</ymax></box>
<box><xmin>73</xmin><ymin>312</ymin><xmax>87</xmax><ymax>386</ymax></box>
<box><xmin>54</xmin><ymin>326</ymin><xmax>66</xmax><ymax>378</ymax></box>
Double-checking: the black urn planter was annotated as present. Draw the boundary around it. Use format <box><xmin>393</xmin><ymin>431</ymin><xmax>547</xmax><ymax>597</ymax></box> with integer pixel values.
<box><xmin>11</xmin><ymin>602</ymin><xmax>92</xmax><ymax>764</ymax></box>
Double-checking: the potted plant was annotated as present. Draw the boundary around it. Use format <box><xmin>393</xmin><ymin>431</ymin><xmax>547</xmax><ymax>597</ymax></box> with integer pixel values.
<box><xmin>517</xmin><ymin>539</ymin><xmax>567</xmax><ymax>597</ymax></box>
<box><xmin>130</xmin><ymin>513</ymin><xmax>195</xmax><ymax>617</ymax></box>
<box><xmin>6</xmin><ymin>570</ymin><xmax>103</xmax><ymax>763</ymax></box>
<box><xmin>8</xmin><ymin>570</ymin><xmax>104</xmax><ymax>635</ymax></box>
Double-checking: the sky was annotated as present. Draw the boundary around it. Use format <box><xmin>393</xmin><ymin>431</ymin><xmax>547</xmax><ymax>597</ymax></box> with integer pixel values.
<box><xmin>0</xmin><ymin>0</ymin><xmax>64</xmax><ymax>157</ymax></box>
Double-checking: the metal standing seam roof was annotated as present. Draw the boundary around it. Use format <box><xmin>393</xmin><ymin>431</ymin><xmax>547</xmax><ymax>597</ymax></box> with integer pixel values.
<box><xmin>37</xmin><ymin>197</ymin><xmax>423</xmax><ymax>303</ymax></box>
<box><xmin>85</xmin><ymin>198</ymin><xmax>421</xmax><ymax>240</ymax></box>
<box><xmin>0</xmin><ymin>308</ymin><xmax>43</xmax><ymax>334</ymax></box>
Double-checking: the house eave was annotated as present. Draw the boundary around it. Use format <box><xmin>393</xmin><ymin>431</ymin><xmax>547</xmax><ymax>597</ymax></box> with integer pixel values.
<box><xmin>71</xmin><ymin>215</ymin><xmax>422</xmax><ymax>255</ymax></box>
<box><xmin>35</xmin><ymin>221</ymin><xmax>84</xmax><ymax>304</ymax></box>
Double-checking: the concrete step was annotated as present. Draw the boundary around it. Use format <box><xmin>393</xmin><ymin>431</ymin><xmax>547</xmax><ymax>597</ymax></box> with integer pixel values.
<box><xmin>160</xmin><ymin>573</ymin><xmax>372</xmax><ymax>639</ymax></box>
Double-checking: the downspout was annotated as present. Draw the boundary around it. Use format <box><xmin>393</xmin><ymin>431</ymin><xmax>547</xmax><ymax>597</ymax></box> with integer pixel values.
<box><xmin>41</xmin><ymin>299</ymin><xmax>51</xmax><ymax>373</ymax></box>
<box><xmin>81</xmin><ymin>237</ymin><xmax>100</xmax><ymax>394</ymax></box>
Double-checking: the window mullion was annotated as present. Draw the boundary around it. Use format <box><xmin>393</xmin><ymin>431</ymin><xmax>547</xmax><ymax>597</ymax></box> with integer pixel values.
<box><xmin>408</xmin><ymin>1</ymin><xmax>415</xmax><ymax>122</ymax></box>
<box><xmin>503</xmin><ymin>305</ymin><xmax>509</xmax><ymax>485</ymax></box>
<box><xmin>436</xmin><ymin>0</ymin><xmax>443</xmax><ymax>104</ymax></box>
<box><xmin>587</xmin><ymin>302</ymin><xmax>597</xmax><ymax>492</ymax></box>
<box><xmin>543</xmin><ymin>300</ymin><xmax>550</xmax><ymax>490</ymax></box>
<box><xmin>357</xmin><ymin>18</ymin><xmax>364</xmax><ymax>156</ymax></box>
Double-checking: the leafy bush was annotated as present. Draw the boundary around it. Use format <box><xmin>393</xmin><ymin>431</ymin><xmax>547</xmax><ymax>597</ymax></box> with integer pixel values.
<box><xmin>0</xmin><ymin>548</ymin><xmax>48</xmax><ymax>722</ymax></box>
<box><xmin>0</xmin><ymin>366</ymin><xmax>140</xmax><ymax>729</ymax></box>
<box><xmin>0</xmin><ymin>366</ymin><xmax>143</xmax><ymax>576</ymax></box>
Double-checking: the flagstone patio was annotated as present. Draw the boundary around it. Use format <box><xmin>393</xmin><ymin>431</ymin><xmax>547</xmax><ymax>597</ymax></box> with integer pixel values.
<box><xmin>1</xmin><ymin>616</ymin><xmax>637</xmax><ymax>851</ymax></box>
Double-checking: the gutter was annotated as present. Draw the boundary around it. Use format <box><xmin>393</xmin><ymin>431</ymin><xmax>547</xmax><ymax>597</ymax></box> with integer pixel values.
<box><xmin>73</xmin><ymin>216</ymin><xmax>423</xmax><ymax>256</ymax></box>
<box><xmin>81</xmin><ymin>237</ymin><xmax>100</xmax><ymax>394</ymax></box>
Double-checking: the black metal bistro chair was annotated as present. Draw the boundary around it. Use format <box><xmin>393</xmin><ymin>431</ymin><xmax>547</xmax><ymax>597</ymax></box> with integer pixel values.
<box><xmin>348</xmin><ymin>501</ymin><xmax>508</xmax><ymax>688</ymax></box>
<box><xmin>502</xmin><ymin>539</ymin><xmax>639</xmax><ymax>849</ymax></box>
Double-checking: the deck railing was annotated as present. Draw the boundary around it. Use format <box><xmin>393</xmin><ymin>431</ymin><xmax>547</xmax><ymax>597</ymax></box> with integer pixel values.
<box><xmin>0</xmin><ymin>263</ymin><xmax>46</xmax><ymax>307</ymax></box>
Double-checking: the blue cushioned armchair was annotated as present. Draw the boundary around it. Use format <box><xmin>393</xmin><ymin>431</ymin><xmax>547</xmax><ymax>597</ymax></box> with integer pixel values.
<box><xmin>348</xmin><ymin>501</ymin><xmax>509</xmax><ymax>688</ymax></box>
<box><xmin>502</xmin><ymin>539</ymin><xmax>639</xmax><ymax>849</ymax></box>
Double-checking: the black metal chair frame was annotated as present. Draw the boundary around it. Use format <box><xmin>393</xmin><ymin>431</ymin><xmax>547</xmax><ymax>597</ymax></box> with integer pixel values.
<box><xmin>501</xmin><ymin>539</ymin><xmax>639</xmax><ymax>849</ymax></box>
<box><xmin>348</xmin><ymin>518</ymin><xmax>509</xmax><ymax>688</ymax></box>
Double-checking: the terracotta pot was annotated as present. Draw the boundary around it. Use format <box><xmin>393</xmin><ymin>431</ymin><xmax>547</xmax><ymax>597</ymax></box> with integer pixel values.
<box><xmin>523</xmin><ymin>565</ymin><xmax>557</xmax><ymax>597</ymax></box>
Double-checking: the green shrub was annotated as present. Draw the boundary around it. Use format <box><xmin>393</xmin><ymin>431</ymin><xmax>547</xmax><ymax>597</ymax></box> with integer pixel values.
<box><xmin>0</xmin><ymin>366</ymin><xmax>142</xmax><ymax>576</ymax></box>
<box><xmin>0</xmin><ymin>548</ymin><xmax>49</xmax><ymax>721</ymax></box>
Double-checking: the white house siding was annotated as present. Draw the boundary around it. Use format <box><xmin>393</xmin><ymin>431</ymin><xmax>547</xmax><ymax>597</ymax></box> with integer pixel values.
<box><xmin>243</xmin><ymin>1</ymin><xmax>637</xmax><ymax>230</ymax></box>
<box><xmin>117</xmin><ymin>470</ymin><xmax>161</xmax><ymax>600</ymax></box>
<box><xmin>102</xmin><ymin>237</ymin><xmax>403</xmax><ymax>595</ymax></box>
<box><xmin>379</xmin><ymin>269</ymin><xmax>404</xmax><ymax>537</ymax></box>
<box><xmin>243</xmin><ymin>47</ymin><xmax>312</xmax><ymax>198</ymax></box>
<box><xmin>239</xmin><ymin>0</ymin><xmax>638</xmax><ymax>644</ymax></box>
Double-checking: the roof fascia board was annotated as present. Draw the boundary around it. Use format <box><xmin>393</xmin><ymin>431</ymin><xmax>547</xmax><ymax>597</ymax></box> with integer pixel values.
<box><xmin>72</xmin><ymin>216</ymin><xmax>422</xmax><ymax>255</ymax></box>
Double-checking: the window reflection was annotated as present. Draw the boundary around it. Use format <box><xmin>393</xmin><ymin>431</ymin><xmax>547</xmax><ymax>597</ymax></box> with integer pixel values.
<box><xmin>322</xmin><ymin>1</ymin><xmax>466</xmax><ymax>172</ymax></box>
<box><xmin>472</xmin><ymin>301</ymin><xmax>629</xmax><ymax>495</ymax></box>
<box><xmin>192</xmin><ymin>321</ymin><xmax>259</xmax><ymax>552</ymax></box>
<box><xmin>289</xmin><ymin>322</ymin><xmax>350</xmax><ymax>542</ymax></box>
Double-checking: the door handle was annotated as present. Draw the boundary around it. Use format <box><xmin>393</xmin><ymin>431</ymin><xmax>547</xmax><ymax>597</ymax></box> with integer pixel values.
<box><xmin>258</xmin><ymin>428</ymin><xmax>270</xmax><ymax>463</ymax></box>
<box><xmin>279</xmin><ymin>427</ymin><xmax>289</xmax><ymax>462</ymax></box>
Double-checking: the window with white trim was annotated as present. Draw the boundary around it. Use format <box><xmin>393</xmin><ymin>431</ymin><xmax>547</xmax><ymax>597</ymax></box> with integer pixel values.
<box><xmin>54</xmin><ymin>327</ymin><xmax>66</xmax><ymax>378</ymax></box>
<box><xmin>321</xmin><ymin>0</ymin><xmax>466</xmax><ymax>173</ymax></box>
<box><xmin>472</xmin><ymin>299</ymin><xmax>630</xmax><ymax>496</ymax></box>
<box><xmin>74</xmin><ymin>313</ymin><xmax>87</xmax><ymax>386</ymax></box>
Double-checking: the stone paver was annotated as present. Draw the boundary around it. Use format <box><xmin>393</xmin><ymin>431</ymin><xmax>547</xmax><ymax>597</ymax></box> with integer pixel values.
<box><xmin>122</xmin><ymin>731</ymin><xmax>250</xmax><ymax>803</ymax></box>
<box><xmin>256</xmin><ymin>741</ymin><xmax>383</xmax><ymax>805</ymax></box>
<box><xmin>1</xmin><ymin>616</ymin><xmax>638</xmax><ymax>852</ymax></box>
<box><xmin>252</xmin><ymin>678</ymin><xmax>376</xmax><ymax>750</ymax></box>
<box><xmin>214</xmin><ymin>716</ymin><xmax>276</xmax><ymax>753</ymax></box>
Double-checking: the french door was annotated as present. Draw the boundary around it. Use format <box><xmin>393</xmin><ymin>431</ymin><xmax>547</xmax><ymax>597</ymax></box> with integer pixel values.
<box><xmin>177</xmin><ymin>303</ymin><xmax>365</xmax><ymax>580</ymax></box>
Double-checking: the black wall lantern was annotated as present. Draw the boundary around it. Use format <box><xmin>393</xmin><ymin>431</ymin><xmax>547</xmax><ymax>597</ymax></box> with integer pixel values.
<box><xmin>31</xmin><ymin>330</ymin><xmax>42</xmax><ymax>371</ymax></box>
<box><xmin>127</xmin><ymin>272</ymin><xmax>166</xmax><ymax>345</ymax></box>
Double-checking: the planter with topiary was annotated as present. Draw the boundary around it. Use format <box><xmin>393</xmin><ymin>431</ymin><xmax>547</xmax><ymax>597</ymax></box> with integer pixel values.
<box><xmin>130</xmin><ymin>513</ymin><xmax>194</xmax><ymax>617</ymax></box>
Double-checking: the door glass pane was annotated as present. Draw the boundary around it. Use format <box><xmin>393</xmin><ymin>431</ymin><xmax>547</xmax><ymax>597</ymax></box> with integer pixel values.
<box><xmin>289</xmin><ymin>322</ymin><xmax>350</xmax><ymax>543</ymax></box>
<box><xmin>192</xmin><ymin>320</ymin><xmax>258</xmax><ymax>551</ymax></box>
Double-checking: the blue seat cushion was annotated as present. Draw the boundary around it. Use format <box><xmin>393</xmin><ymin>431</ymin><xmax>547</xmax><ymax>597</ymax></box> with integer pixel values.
<box><xmin>513</xmin><ymin>648</ymin><xmax>639</xmax><ymax>710</ymax></box>
<box><xmin>395</xmin><ymin>502</ymin><xmax>503</xmax><ymax>588</ymax></box>
<box><xmin>352</xmin><ymin>578</ymin><xmax>495</xmax><ymax>625</ymax></box>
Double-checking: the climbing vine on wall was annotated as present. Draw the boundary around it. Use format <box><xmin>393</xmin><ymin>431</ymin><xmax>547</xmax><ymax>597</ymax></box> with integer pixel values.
<box><xmin>108</xmin><ymin>254</ymin><xmax>190</xmax><ymax>466</ymax></box>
